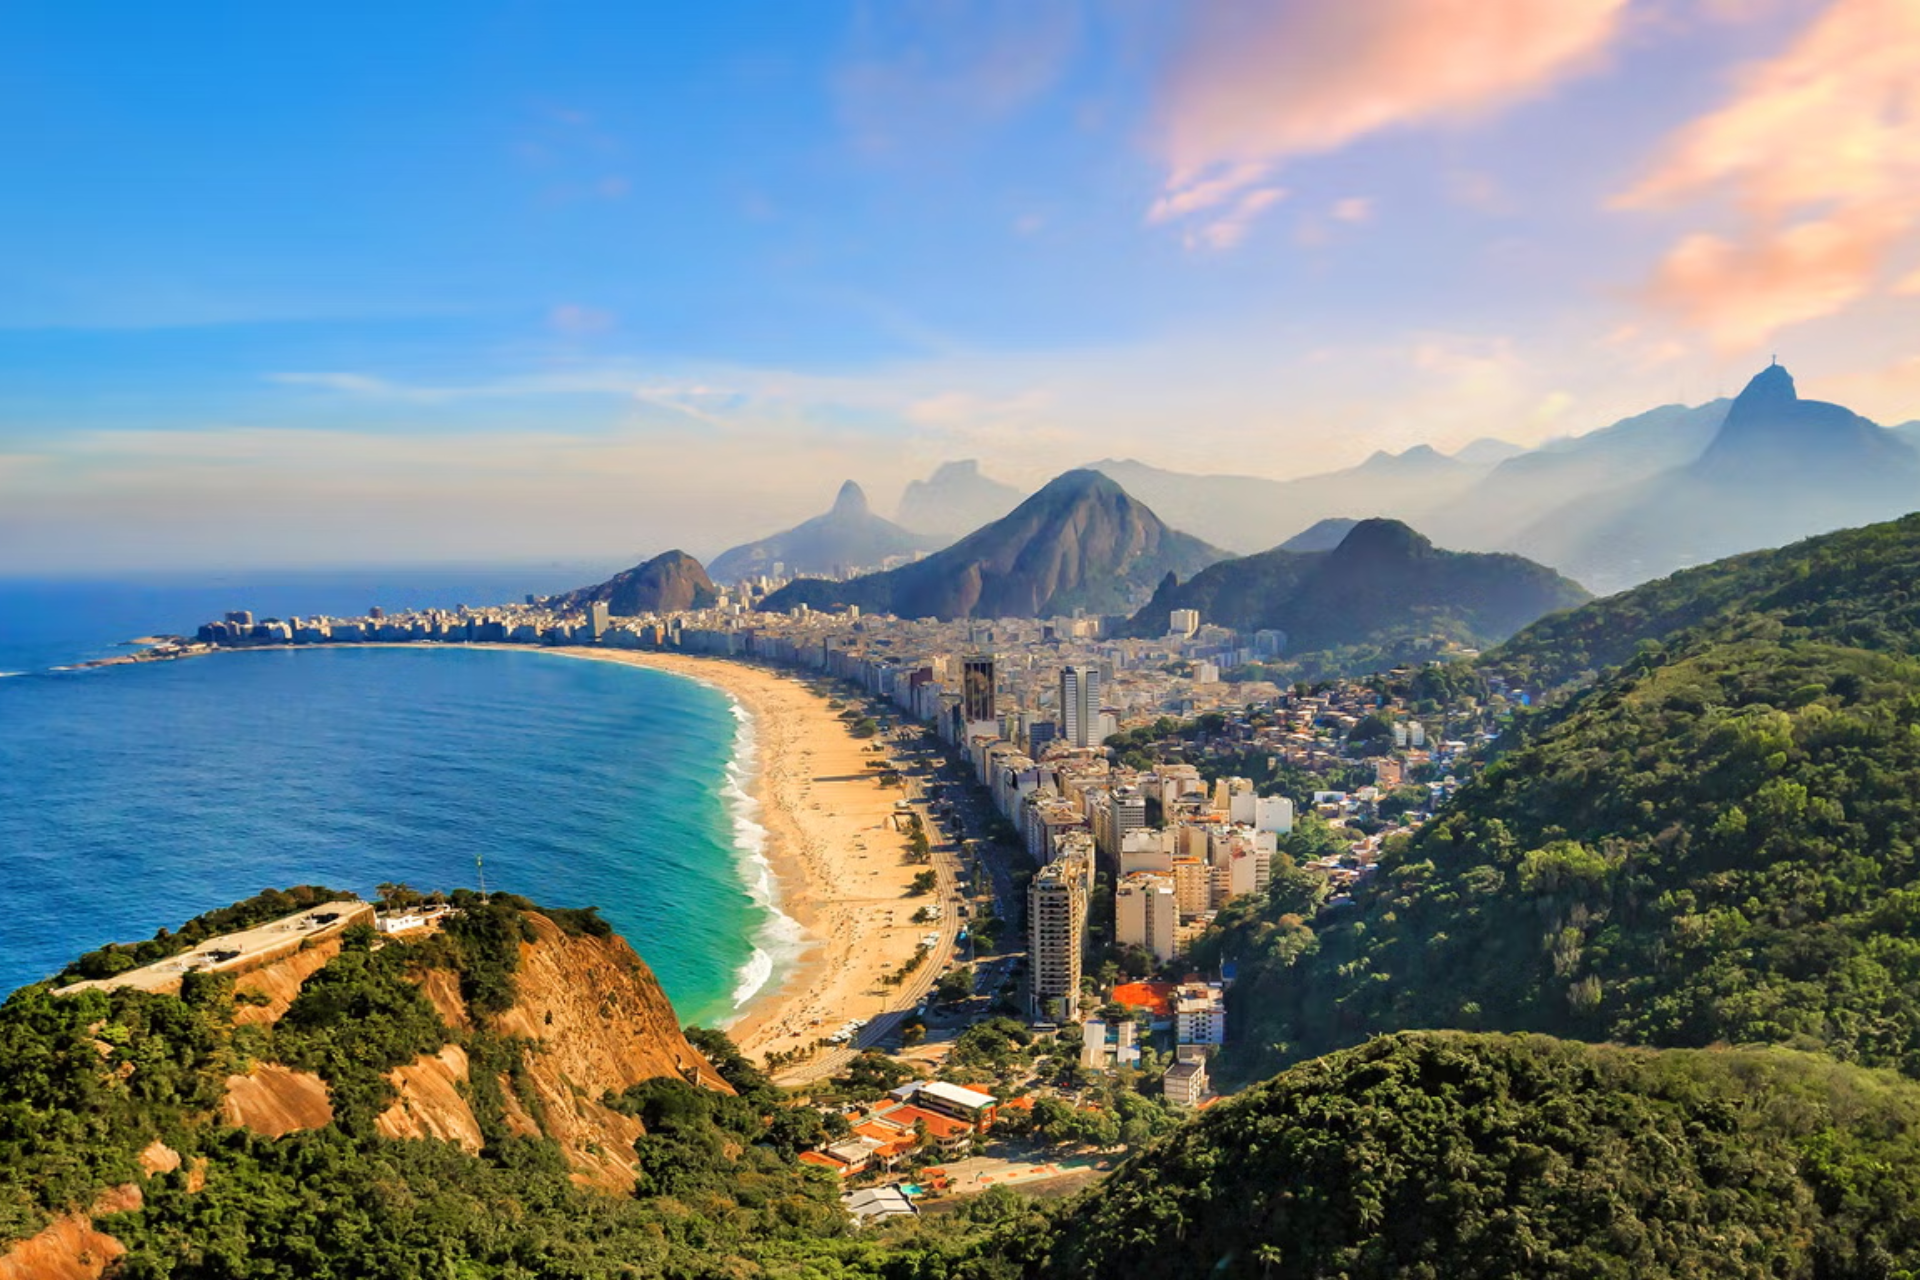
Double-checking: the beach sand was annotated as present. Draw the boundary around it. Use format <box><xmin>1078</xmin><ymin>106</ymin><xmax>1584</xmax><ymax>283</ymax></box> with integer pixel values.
<box><xmin>550</xmin><ymin>649</ymin><xmax>938</xmax><ymax>1068</ymax></box>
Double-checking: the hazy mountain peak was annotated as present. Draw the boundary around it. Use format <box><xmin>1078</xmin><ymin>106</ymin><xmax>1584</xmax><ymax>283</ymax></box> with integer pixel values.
<box><xmin>895</xmin><ymin>458</ymin><xmax>1023</xmax><ymax>537</ymax></box>
<box><xmin>832</xmin><ymin>479</ymin><xmax>869</xmax><ymax>516</ymax></box>
<box><xmin>1735</xmin><ymin>360</ymin><xmax>1797</xmax><ymax>410</ymax></box>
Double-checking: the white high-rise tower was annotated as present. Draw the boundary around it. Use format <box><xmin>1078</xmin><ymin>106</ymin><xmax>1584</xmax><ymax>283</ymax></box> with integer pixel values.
<box><xmin>1060</xmin><ymin>664</ymin><xmax>1103</xmax><ymax>749</ymax></box>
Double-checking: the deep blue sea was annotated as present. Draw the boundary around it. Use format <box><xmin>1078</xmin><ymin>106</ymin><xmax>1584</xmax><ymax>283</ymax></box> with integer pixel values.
<box><xmin>0</xmin><ymin>570</ymin><xmax>790</xmax><ymax>1027</ymax></box>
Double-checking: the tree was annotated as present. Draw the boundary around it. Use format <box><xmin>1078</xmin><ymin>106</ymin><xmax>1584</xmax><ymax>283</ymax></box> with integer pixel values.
<box><xmin>937</xmin><ymin>966</ymin><xmax>973</xmax><ymax>1004</ymax></box>
<box><xmin>908</xmin><ymin>870</ymin><xmax>938</xmax><ymax>896</ymax></box>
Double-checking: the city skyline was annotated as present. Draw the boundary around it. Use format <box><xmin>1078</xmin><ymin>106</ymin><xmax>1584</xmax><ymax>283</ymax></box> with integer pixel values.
<box><xmin>5</xmin><ymin>0</ymin><xmax>1919</xmax><ymax>572</ymax></box>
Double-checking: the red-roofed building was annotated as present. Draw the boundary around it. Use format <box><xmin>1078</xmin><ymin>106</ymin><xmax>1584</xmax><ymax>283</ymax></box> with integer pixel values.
<box><xmin>799</xmin><ymin>1151</ymin><xmax>852</xmax><ymax>1176</ymax></box>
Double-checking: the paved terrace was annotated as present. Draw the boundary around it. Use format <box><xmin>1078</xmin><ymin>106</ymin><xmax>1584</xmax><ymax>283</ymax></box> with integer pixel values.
<box><xmin>56</xmin><ymin>900</ymin><xmax>374</xmax><ymax>997</ymax></box>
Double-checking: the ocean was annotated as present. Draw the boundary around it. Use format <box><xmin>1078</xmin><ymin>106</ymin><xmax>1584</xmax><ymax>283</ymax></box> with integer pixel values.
<box><xmin>0</xmin><ymin>571</ymin><xmax>790</xmax><ymax>1028</ymax></box>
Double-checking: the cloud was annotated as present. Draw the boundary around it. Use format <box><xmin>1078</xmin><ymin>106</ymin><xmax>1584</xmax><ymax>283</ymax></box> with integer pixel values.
<box><xmin>1189</xmin><ymin>187</ymin><xmax>1288</xmax><ymax>251</ymax></box>
<box><xmin>548</xmin><ymin>304</ymin><xmax>617</xmax><ymax>336</ymax></box>
<box><xmin>1148</xmin><ymin>0</ymin><xmax>1626</xmax><ymax>239</ymax></box>
<box><xmin>836</xmin><ymin>0</ymin><xmax>1082</xmax><ymax>156</ymax></box>
<box><xmin>1617</xmin><ymin>0</ymin><xmax>1920</xmax><ymax>349</ymax></box>
<box><xmin>1331</xmin><ymin>197</ymin><xmax>1374</xmax><ymax>225</ymax></box>
<box><xmin>1893</xmin><ymin>267</ymin><xmax>1920</xmax><ymax>296</ymax></box>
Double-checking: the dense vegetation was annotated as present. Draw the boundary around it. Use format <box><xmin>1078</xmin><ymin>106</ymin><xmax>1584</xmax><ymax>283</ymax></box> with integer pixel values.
<box><xmin>1033</xmin><ymin>1032</ymin><xmax>1920</xmax><ymax>1279</ymax></box>
<box><xmin>1486</xmin><ymin>511</ymin><xmax>1920</xmax><ymax>695</ymax></box>
<box><xmin>1203</xmin><ymin>511</ymin><xmax>1920</xmax><ymax>1086</ymax></box>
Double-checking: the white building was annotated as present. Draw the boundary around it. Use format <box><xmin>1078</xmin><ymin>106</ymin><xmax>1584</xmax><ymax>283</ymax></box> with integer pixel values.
<box><xmin>1169</xmin><ymin>608</ymin><xmax>1201</xmax><ymax>638</ymax></box>
<box><xmin>1176</xmin><ymin>983</ymin><xmax>1227</xmax><ymax>1046</ymax></box>
<box><xmin>1060</xmin><ymin>665</ymin><xmax>1104</xmax><ymax>749</ymax></box>
<box><xmin>1115</xmin><ymin>871</ymin><xmax>1179</xmax><ymax>964</ymax></box>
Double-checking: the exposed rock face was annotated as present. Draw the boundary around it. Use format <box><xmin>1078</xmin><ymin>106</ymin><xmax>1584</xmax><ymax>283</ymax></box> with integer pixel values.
<box><xmin>200</xmin><ymin>906</ymin><xmax>728</xmax><ymax>1191</ymax></box>
<box><xmin>709</xmin><ymin>480</ymin><xmax>940</xmax><ymax>583</ymax></box>
<box><xmin>375</xmin><ymin>1044</ymin><xmax>483</xmax><ymax>1154</ymax></box>
<box><xmin>486</xmin><ymin>911</ymin><xmax>729</xmax><ymax>1190</ymax></box>
<box><xmin>762</xmin><ymin>469</ymin><xmax>1226</xmax><ymax>620</ymax></box>
<box><xmin>0</xmin><ymin>1212</ymin><xmax>126</xmax><ymax>1280</ymax></box>
<box><xmin>553</xmin><ymin>550</ymin><xmax>719</xmax><ymax>617</ymax></box>
<box><xmin>220</xmin><ymin>1062</ymin><xmax>334</xmax><ymax>1137</ymax></box>
<box><xmin>231</xmin><ymin>937</ymin><xmax>343</xmax><ymax>1026</ymax></box>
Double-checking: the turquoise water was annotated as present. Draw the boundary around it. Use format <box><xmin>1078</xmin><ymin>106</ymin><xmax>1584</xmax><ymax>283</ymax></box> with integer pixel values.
<box><xmin>0</xmin><ymin>583</ymin><xmax>785</xmax><ymax>1027</ymax></box>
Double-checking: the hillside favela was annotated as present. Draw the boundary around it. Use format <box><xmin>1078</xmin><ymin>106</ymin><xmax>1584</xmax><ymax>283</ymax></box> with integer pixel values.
<box><xmin>7</xmin><ymin>4</ymin><xmax>1920</xmax><ymax>1279</ymax></box>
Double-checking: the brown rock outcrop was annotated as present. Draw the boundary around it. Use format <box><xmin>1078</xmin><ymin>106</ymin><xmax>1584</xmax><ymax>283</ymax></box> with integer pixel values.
<box><xmin>231</xmin><ymin>938</ymin><xmax>343</xmax><ymax>1026</ymax></box>
<box><xmin>220</xmin><ymin>1062</ymin><xmax>333</xmax><ymax>1136</ymax></box>
<box><xmin>374</xmin><ymin>1044</ymin><xmax>483</xmax><ymax>1153</ymax></box>
<box><xmin>483</xmin><ymin>912</ymin><xmax>730</xmax><ymax>1190</ymax></box>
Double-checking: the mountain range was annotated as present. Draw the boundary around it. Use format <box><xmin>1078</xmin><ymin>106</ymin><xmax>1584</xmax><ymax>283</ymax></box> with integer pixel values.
<box><xmin>1125</xmin><ymin>518</ymin><xmax>1589</xmax><ymax>659</ymax></box>
<box><xmin>759</xmin><ymin>469</ymin><xmax>1226</xmax><ymax>620</ymax></box>
<box><xmin>708</xmin><ymin>480</ymin><xmax>938</xmax><ymax>584</ymax></box>
<box><xmin>1087</xmin><ymin>447</ymin><xmax>1495</xmax><ymax>556</ymax></box>
<box><xmin>1518</xmin><ymin>364</ymin><xmax>1920</xmax><ymax>590</ymax></box>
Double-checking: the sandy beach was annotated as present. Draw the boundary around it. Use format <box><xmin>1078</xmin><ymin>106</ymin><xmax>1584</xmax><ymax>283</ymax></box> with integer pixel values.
<box><xmin>548</xmin><ymin>648</ymin><xmax>941</xmax><ymax>1069</ymax></box>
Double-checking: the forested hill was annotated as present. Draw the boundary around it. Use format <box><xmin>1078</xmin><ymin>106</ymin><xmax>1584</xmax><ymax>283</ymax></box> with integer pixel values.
<box><xmin>1485</xmin><ymin>510</ymin><xmax>1920</xmax><ymax>695</ymax></box>
<box><xmin>1029</xmin><ymin>1033</ymin><xmax>1920</xmax><ymax>1279</ymax></box>
<box><xmin>1124</xmin><ymin>517</ymin><xmax>1588</xmax><ymax>654</ymax></box>
<box><xmin>1199</xmin><ymin>509</ymin><xmax>1920</xmax><ymax>1089</ymax></box>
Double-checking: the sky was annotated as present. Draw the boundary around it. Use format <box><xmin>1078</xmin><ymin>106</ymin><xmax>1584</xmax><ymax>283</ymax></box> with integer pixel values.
<box><xmin>3</xmin><ymin>0</ymin><xmax>1919</xmax><ymax>572</ymax></box>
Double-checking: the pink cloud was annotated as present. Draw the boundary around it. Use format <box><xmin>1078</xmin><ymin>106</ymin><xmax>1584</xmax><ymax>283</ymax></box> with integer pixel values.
<box><xmin>1332</xmin><ymin>196</ymin><xmax>1374</xmax><ymax>224</ymax></box>
<box><xmin>1617</xmin><ymin>0</ymin><xmax>1920</xmax><ymax>349</ymax></box>
<box><xmin>1188</xmin><ymin>187</ymin><xmax>1288</xmax><ymax>251</ymax></box>
<box><xmin>1144</xmin><ymin>0</ymin><xmax>1624</xmax><ymax>247</ymax></box>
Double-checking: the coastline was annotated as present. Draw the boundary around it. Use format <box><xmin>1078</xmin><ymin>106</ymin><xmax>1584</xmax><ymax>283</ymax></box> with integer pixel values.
<box><xmin>540</xmin><ymin>648</ymin><xmax>935</xmax><ymax>1066</ymax></box>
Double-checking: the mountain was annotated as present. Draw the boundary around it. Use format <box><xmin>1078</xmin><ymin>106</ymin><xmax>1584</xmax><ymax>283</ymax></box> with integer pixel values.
<box><xmin>1199</xmin><ymin>510</ymin><xmax>1920</xmax><ymax>1089</ymax></box>
<box><xmin>1514</xmin><ymin>365</ymin><xmax>1920</xmax><ymax>592</ymax></box>
<box><xmin>1088</xmin><ymin>449</ymin><xmax>1492</xmax><ymax>556</ymax></box>
<box><xmin>759</xmin><ymin>469</ymin><xmax>1226</xmax><ymax>620</ymax></box>
<box><xmin>1125</xmin><ymin>519</ymin><xmax>1588</xmax><ymax>663</ymax></box>
<box><xmin>1420</xmin><ymin>399</ymin><xmax>1730</xmax><ymax>554</ymax></box>
<box><xmin>893</xmin><ymin>459</ymin><xmax>1024</xmax><ymax>538</ymax></box>
<box><xmin>1451</xmin><ymin>436</ymin><xmax>1526</xmax><ymax>466</ymax></box>
<box><xmin>1277</xmin><ymin>516</ymin><xmax>1358</xmax><ymax>552</ymax></box>
<box><xmin>1033</xmin><ymin>1033</ymin><xmax>1920</xmax><ymax>1280</ymax></box>
<box><xmin>708</xmin><ymin>480</ymin><xmax>939</xmax><ymax>584</ymax></box>
<box><xmin>551</xmin><ymin>548</ymin><xmax>718</xmax><ymax>615</ymax></box>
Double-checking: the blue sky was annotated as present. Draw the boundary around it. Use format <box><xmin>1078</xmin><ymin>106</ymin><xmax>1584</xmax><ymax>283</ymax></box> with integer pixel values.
<box><xmin>4</xmin><ymin>0</ymin><xmax>1917</xmax><ymax>570</ymax></box>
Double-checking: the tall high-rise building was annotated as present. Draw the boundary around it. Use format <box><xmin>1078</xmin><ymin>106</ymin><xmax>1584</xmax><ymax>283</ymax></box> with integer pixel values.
<box><xmin>1028</xmin><ymin>835</ymin><xmax>1093</xmax><ymax>1020</ymax></box>
<box><xmin>1060</xmin><ymin>664</ymin><xmax>1103</xmax><ymax>749</ymax></box>
<box><xmin>963</xmin><ymin>654</ymin><xmax>996</xmax><ymax>725</ymax></box>
<box><xmin>587</xmin><ymin>601</ymin><xmax>611</xmax><ymax>641</ymax></box>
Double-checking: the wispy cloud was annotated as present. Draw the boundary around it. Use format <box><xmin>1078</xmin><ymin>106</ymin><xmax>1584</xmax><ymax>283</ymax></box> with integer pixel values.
<box><xmin>1146</xmin><ymin>0</ymin><xmax>1626</xmax><ymax>244</ymax></box>
<box><xmin>548</xmin><ymin>303</ymin><xmax>617</xmax><ymax>336</ymax></box>
<box><xmin>835</xmin><ymin>0</ymin><xmax>1082</xmax><ymax>156</ymax></box>
<box><xmin>1616</xmin><ymin>0</ymin><xmax>1920</xmax><ymax>350</ymax></box>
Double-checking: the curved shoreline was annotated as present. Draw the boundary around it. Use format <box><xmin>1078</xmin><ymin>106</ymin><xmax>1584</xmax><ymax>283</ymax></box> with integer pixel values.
<box><xmin>535</xmin><ymin>648</ymin><xmax>931</xmax><ymax>1064</ymax></box>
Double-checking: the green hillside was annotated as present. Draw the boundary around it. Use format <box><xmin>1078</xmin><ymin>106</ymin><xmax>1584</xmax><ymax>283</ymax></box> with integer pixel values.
<box><xmin>1486</xmin><ymin>511</ymin><xmax>1920</xmax><ymax>695</ymax></box>
<box><xmin>1201</xmin><ymin>511</ymin><xmax>1920</xmax><ymax>1087</ymax></box>
<box><xmin>1033</xmin><ymin>1033</ymin><xmax>1920</xmax><ymax>1280</ymax></box>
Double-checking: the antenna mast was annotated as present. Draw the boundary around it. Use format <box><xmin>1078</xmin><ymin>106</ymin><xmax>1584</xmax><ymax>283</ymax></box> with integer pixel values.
<box><xmin>475</xmin><ymin>853</ymin><xmax>489</xmax><ymax>902</ymax></box>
